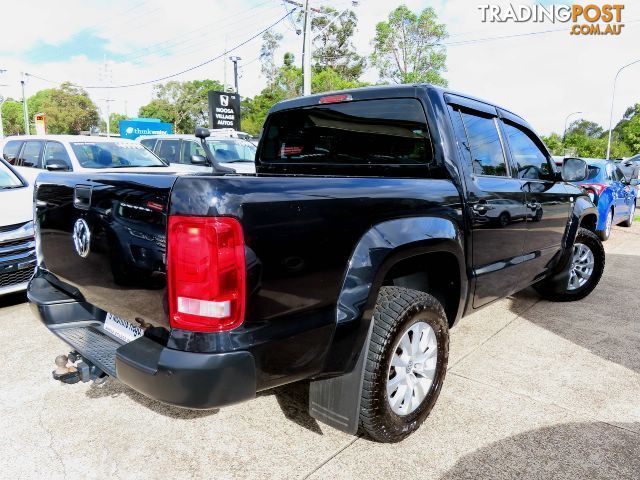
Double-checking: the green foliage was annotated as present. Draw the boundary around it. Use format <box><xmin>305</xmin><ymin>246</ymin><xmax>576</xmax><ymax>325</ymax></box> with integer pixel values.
<box><xmin>311</xmin><ymin>7</ymin><xmax>365</xmax><ymax>81</ymax></box>
<box><xmin>541</xmin><ymin>132</ymin><xmax>564</xmax><ymax>155</ymax></box>
<box><xmin>371</xmin><ymin>5</ymin><xmax>448</xmax><ymax>86</ymax></box>
<box><xmin>27</xmin><ymin>82</ymin><xmax>99</xmax><ymax>134</ymax></box>
<box><xmin>1</xmin><ymin>100</ymin><xmax>25</xmax><ymax>136</ymax></box>
<box><xmin>260</xmin><ymin>30</ymin><xmax>283</xmax><ymax>86</ymax></box>
<box><xmin>99</xmin><ymin>113</ymin><xmax>128</xmax><ymax>134</ymax></box>
<box><xmin>613</xmin><ymin>103</ymin><xmax>640</xmax><ymax>155</ymax></box>
<box><xmin>542</xmin><ymin>112</ymin><xmax>639</xmax><ymax>159</ymax></box>
<box><xmin>138</xmin><ymin>79</ymin><xmax>224</xmax><ymax>133</ymax></box>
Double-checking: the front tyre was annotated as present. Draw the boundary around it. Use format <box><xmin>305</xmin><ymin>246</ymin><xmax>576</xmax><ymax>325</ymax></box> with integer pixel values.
<box><xmin>533</xmin><ymin>227</ymin><xmax>605</xmax><ymax>302</ymax></box>
<box><xmin>359</xmin><ymin>287</ymin><xmax>449</xmax><ymax>443</ymax></box>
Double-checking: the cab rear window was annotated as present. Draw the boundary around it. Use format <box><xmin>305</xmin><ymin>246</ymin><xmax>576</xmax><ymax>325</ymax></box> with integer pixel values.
<box><xmin>260</xmin><ymin>99</ymin><xmax>433</xmax><ymax>168</ymax></box>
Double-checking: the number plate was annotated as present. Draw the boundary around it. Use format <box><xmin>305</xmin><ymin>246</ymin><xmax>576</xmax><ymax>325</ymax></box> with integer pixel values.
<box><xmin>103</xmin><ymin>313</ymin><xmax>144</xmax><ymax>343</ymax></box>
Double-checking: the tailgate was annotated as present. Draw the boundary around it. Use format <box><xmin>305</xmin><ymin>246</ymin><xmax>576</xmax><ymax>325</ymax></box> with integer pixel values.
<box><xmin>35</xmin><ymin>172</ymin><xmax>179</xmax><ymax>329</ymax></box>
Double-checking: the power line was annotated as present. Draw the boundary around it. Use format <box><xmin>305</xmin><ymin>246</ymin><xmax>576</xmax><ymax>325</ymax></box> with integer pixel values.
<box><xmin>124</xmin><ymin>0</ymin><xmax>277</xmax><ymax>64</ymax></box>
<box><xmin>26</xmin><ymin>10</ymin><xmax>296</xmax><ymax>90</ymax></box>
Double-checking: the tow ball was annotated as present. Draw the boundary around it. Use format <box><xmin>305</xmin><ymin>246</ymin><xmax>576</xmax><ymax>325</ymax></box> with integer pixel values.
<box><xmin>52</xmin><ymin>352</ymin><xmax>107</xmax><ymax>384</ymax></box>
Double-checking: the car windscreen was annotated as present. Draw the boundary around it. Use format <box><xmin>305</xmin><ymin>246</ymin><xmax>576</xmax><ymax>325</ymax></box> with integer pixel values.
<box><xmin>206</xmin><ymin>138</ymin><xmax>256</xmax><ymax>162</ymax></box>
<box><xmin>70</xmin><ymin>142</ymin><xmax>167</xmax><ymax>168</ymax></box>
<box><xmin>0</xmin><ymin>161</ymin><xmax>24</xmax><ymax>188</ymax></box>
<box><xmin>260</xmin><ymin>98</ymin><xmax>432</xmax><ymax>167</ymax></box>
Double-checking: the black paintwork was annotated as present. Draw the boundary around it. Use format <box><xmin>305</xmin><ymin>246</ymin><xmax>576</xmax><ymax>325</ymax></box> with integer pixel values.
<box><xmin>30</xmin><ymin>84</ymin><xmax>598</xmax><ymax>408</ymax></box>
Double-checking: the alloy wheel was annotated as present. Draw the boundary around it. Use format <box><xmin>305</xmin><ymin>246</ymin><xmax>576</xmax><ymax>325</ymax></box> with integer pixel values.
<box><xmin>567</xmin><ymin>242</ymin><xmax>595</xmax><ymax>291</ymax></box>
<box><xmin>386</xmin><ymin>321</ymin><xmax>438</xmax><ymax>416</ymax></box>
<box><xmin>605</xmin><ymin>210</ymin><xmax>613</xmax><ymax>237</ymax></box>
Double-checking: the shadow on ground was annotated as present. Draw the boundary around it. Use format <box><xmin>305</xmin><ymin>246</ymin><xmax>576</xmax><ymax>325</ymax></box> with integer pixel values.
<box><xmin>509</xmin><ymin>253</ymin><xmax>640</xmax><ymax>373</ymax></box>
<box><xmin>0</xmin><ymin>292</ymin><xmax>27</xmax><ymax>309</ymax></box>
<box><xmin>86</xmin><ymin>377</ymin><xmax>322</xmax><ymax>432</ymax></box>
<box><xmin>439</xmin><ymin>422</ymin><xmax>640</xmax><ymax>479</ymax></box>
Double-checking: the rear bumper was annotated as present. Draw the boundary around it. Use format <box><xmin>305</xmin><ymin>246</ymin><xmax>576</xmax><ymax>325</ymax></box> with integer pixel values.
<box><xmin>28</xmin><ymin>274</ymin><xmax>256</xmax><ymax>409</ymax></box>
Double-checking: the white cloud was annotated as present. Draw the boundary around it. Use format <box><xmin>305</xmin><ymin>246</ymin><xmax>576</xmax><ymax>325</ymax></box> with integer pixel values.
<box><xmin>0</xmin><ymin>0</ymin><xmax>638</xmax><ymax>139</ymax></box>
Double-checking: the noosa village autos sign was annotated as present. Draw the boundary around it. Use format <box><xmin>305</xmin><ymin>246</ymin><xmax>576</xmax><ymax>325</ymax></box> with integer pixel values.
<box><xmin>208</xmin><ymin>91</ymin><xmax>241</xmax><ymax>130</ymax></box>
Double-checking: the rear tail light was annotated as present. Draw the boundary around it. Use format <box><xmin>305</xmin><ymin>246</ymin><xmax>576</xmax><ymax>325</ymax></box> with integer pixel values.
<box><xmin>582</xmin><ymin>183</ymin><xmax>606</xmax><ymax>202</ymax></box>
<box><xmin>167</xmin><ymin>216</ymin><xmax>246</xmax><ymax>332</ymax></box>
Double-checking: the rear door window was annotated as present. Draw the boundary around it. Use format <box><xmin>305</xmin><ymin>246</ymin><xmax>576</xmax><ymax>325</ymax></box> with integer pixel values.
<box><xmin>155</xmin><ymin>140</ymin><xmax>180</xmax><ymax>164</ymax></box>
<box><xmin>459</xmin><ymin>112</ymin><xmax>508</xmax><ymax>177</ymax></box>
<box><xmin>260</xmin><ymin>99</ymin><xmax>433</xmax><ymax>169</ymax></box>
<box><xmin>18</xmin><ymin>141</ymin><xmax>44</xmax><ymax>168</ymax></box>
<box><xmin>2</xmin><ymin>140</ymin><xmax>23</xmax><ymax>164</ymax></box>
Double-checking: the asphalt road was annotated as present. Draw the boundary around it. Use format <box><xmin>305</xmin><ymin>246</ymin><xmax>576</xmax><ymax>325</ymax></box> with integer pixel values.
<box><xmin>1</xmin><ymin>225</ymin><xmax>639</xmax><ymax>479</ymax></box>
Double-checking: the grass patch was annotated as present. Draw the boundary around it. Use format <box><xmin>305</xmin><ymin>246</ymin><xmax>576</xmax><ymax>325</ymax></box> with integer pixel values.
<box><xmin>635</xmin><ymin>215</ymin><xmax>640</xmax><ymax>223</ymax></box>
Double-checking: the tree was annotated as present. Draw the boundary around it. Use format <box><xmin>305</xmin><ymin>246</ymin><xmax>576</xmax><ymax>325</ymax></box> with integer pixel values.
<box><xmin>311</xmin><ymin>6</ymin><xmax>365</xmax><ymax>81</ymax></box>
<box><xmin>138</xmin><ymin>79</ymin><xmax>224</xmax><ymax>133</ymax></box>
<box><xmin>99</xmin><ymin>113</ymin><xmax>128</xmax><ymax>135</ymax></box>
<box><xmin>541</xmin><ymin>132</ymin><xmax>564</xmax><ymax>155</ymax></box>
<box><xmin>371</xmin><ymin>5</ymin><xmax>448</xmax><ymax>86</ymax></box>
<box><xmin>260</xmin><ymin>30</ymin><xmax>283</xmax><ymax>86</ymax></box>
<box><xmin>1</xmin><ymin>100</ymin><xmax>25</xmax><ymax>136</ymax></box>
<box><xmin>613</xmin><ymin>103</ymin><xmax>640</xmax><ymax>155</ymax></box>
<box><xmin>27</xmin><ymin>82</ymin><xmax>99</xmax><ymax>134</ymax></box>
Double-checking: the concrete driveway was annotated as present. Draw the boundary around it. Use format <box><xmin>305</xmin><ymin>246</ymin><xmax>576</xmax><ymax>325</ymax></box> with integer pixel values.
<box><xmin>1</xmin><ymin>225</ymin><xmax>639</xmax><ymax>479</ymax></box>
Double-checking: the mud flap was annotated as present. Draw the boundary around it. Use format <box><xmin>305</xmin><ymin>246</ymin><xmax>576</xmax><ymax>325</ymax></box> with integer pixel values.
<box><xmin>308</xmin><ymin>321</ymin><xmax>373</xmax><ymax>434</ymax></box>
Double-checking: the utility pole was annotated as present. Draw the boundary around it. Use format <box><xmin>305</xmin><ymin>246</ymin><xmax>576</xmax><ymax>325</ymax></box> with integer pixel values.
<box><xmin>606</xmin><ymin>58</ymin><xmax>640</xmax><ymax>160</ymax></box>
<box><xmin>302</xmin><ymin>0</ymin><xmax>312</xmax><ymax>96</ymax></box>
<box><xmin>0</xmin><ymin>68</ymin><xmax>6</xmax><ymax>138</ymax></box>
<box><xmin>20</xmin><ymin>72</ymin><xmax>28</xmax><ymax>135</ymax></box>
<box><xmin>229</xmin><ymin>56</ymin><xmax>241</xmax><ymax>94</ymax></box>
<box><xmin>99</xmin><ymin>57</ymin><xmax>114</xmax><ymax>137</ymax></box>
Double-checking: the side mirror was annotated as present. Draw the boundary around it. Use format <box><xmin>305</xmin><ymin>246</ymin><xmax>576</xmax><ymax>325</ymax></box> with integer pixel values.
<box><xmin>190</xmin><ymin>154</ymin><xmax>207</xmax><ymax>165</ymax></box>
<box><xmin>562</xmin><ymin>157</ymin><xmax>588</xmax><ymax>182</ymax></box>
<box><xmin>195</xmin><ymin>127</ymin><xmax>210</xmax><ymax>139</ymax></box>
<box><xmin>45</xmin><ymin>159</ymin><xmax>70</xmax><ymax>171</ymax></box>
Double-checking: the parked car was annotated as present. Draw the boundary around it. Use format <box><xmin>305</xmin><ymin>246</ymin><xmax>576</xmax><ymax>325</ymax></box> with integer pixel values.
<box><xmin>0</xmin><ymin>158</ymin><xmax>36</xmax><ymax>296</ymax></box>
<box><xmin>137</xmin><ymin>132</ymin><xmax>256</xmax><ymax>173</ymax></box>
<box><xmin>29</xmin><ymin>85</ymin><xmax>603</xmax><ymax>443</ymax></box>
<box><xmin>1</xmin><ymin>135</ymin><xmax>176</xmax><ymax>175</ymax></box>
<box><xmin>567</xmin><ymin>158</ymin><xmax>637</xmax><ymax>240</ymax></box>
<box><xmin>616</xmin><ymin>153</ymin><xmax>640</xmax><ymax>181</ymax></box>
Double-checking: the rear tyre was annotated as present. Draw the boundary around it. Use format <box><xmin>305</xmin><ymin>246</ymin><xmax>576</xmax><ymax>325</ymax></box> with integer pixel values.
<box><xmin>359</xmin><ymin>287</ymin><xmax>449</xmax><ymax>443</ymax></box>
<box><xmin>620</xmin><ymin>204</ymin><xmax>635</xmax><ymax>227</ymax></box>
<box><xmin>533</xmin><ymin>227</ymin><xmax>605</xmax><ymax>302</ymax></box>
<box><xmin>598</xmin><ymin>209</ymin><xmax>613</xmax><ymax>241</ymax></box>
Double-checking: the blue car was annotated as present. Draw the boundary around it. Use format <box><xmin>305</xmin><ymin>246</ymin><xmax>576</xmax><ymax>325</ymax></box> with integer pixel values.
<box><xmin>570</xmin><ymin>158</ymin><xmax>637</xmax><ymax>240</ymax></box>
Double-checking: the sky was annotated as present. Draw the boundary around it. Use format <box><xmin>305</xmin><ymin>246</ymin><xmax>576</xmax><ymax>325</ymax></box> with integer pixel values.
<box><xmin>0</xmin><ymin>0</ymin><xmax>638</xmax><ymax>136</ymax></box>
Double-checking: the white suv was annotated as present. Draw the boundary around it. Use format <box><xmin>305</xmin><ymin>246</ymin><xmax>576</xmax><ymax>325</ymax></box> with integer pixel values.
<box><xmin>137</xmin><ymin>133</ymin><xmax>256</xmax><ymax>174</ymax></box>
<box><xmin>1</xmin><ymin>135</ymin><xmax>176</xmax><ymax>176</ymax></box>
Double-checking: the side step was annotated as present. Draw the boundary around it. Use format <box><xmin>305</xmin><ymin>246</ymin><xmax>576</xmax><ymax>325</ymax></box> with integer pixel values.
<box><xmin>52</xmin><ymin>324</ymin><xmax>122</xmax><ymax>378</ymax></box>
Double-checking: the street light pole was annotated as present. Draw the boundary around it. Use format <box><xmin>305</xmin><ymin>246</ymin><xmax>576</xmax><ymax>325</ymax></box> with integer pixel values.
<box><xmin>563</xmin><ymin>111</ymin><xmax>582</xmax><ymax>143</ymax></box>
<box><xmin>229</xmin><ymin>56</ymin><xmax>241</xmax><ymax>94</ymax></box>
<box><xmin>606</xmin><ymin>58</ymin><xmax>640</xmax><ymax>160</ymax></box>
<box><xmin>21</xmin><ymin>72</ymin><xmax>29</xmax><ymax>135</ymax></box>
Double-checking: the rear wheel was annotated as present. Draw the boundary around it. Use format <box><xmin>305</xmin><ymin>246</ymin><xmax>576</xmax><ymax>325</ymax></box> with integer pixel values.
<box><xmin>621</xmin><ymin>204</ymin><xmax>635</xmax><ymax>227</ymax></box>
<box><xmin>359</xmin><ymin>287</ymin><xmax>449</xmax><ymax>443</ymax></box>
<box><xmin>534</xmin><ymin>227</ymin><xmax>605</xmax><ymax>302</ymax></box>
<box><xmin>598</xmin><ymin>209</ymin><xmax>613</xmax><ymax>241</ymax></box>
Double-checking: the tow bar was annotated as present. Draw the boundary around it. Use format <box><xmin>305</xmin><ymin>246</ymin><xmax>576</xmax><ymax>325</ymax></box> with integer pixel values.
<box><xmin>52</xmin><ymin>352</ymin><xmax>107</xmax><ymax>384</ymax></box>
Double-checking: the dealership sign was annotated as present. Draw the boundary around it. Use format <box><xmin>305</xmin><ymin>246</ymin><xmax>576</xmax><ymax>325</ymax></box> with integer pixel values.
<box><xmin>119</xmin><ymin>119</ymin><xmax>173</xmax><ymax>139</ymax></box>
<box><xmin>208</xmin><ymin>91</ymin><xmax>240</xmax><ymax>130</ymax></box>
